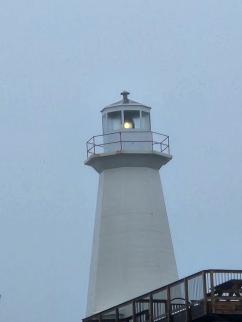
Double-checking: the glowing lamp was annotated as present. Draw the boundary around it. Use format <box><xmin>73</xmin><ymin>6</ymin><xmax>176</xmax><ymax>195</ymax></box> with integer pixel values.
<box><xmin>124</xmin><ymin>120</ymin><xmax>134</xmax><ymax>129</ymax></box>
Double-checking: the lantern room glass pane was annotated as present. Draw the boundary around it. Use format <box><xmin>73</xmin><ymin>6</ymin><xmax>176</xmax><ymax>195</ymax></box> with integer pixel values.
<box><xmin>102</xmin><ymin>114</ymin><xmax>107</xmax><ymax>133</ymax></box>
<box><xmin>141</xmin><ymin>111</ymin><xmax>151</xmax><ymax>130</ymax></box>
<box><xmin>107</xmin><ymin>111</ymin><xmax>122</xmax><ymax>131</ymax></box>
<box><xmin>123</xmin><ymin>110</ymin><xmax>140</xmax><ymax>129</ymax></box>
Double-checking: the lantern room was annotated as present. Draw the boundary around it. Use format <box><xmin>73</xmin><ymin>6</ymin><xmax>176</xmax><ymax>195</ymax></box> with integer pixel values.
<box><xmin>101</xmin><ymin>91</ymin><xmax>151</xmax><ymax>134</ymax></box>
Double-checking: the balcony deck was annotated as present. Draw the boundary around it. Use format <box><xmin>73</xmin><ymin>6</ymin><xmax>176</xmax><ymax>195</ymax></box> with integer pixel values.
<box><xmin>86</xmin><ymin>131</ymin><xmax>170</xmax><ymax>158</ymax></box>
<box><xmin>83</xmin><ymin>270</ymin><xmax>242</xmax><ymax>322</ymax></box>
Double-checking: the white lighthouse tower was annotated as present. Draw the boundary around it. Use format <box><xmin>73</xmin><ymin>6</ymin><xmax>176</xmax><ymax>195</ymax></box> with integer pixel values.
<box><xmin>85</xmin><ymin>91</ymin><xmax>178</xmax><ymax>316</ymax></box>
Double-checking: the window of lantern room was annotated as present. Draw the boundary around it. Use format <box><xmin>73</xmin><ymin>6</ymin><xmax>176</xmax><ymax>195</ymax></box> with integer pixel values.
<box><xmin>107</xmin><ymin>111</ymin><xmax>122</xmax><ymax>131</ymax></box>
<box><xmin>141</xmin><ymin>111</ymin><xmax>151</xmax><ymax>130</ymax></box>
<box><xmin>123</xmin><ymin>110</ymin><xmax>140</xmax><ymax>129</ymax></box>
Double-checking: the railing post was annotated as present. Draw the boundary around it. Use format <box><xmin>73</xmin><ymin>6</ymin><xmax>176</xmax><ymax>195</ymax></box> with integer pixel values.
<box><xmin>132</xmin><ymin>300</ymin><xmax>136</xmax><ymax>322</ymax></box>
<box><xmin>120</xmin><ymin>132</ymin><xmax>122</xmax><ymax>152</ymax></box>
<box><xmin>115</xmin><ymin>307</ymin><xmax>119</xmax><ymax>322</ymax></box>
<box><xmin>93</xmin><ymin>136</ymin><xmax>96</xmax><ymax>155</ymax></box>
<box><xmin>151</xmin><ymin>132</ymin><xmax>154</xmax><ymax>152</ymax></box>
<box><xmin>149</xmin><ymin>294</ymin><xmax>153</xmax><ymax>322</ymax></box>
<box><xmin>184</xmin><ymin>278</ymin><xmax>190</xmax><ymax>322</ymax></box>
<box><xmin>210</xmin><ymin>271</ymin><xmax>215</xmax><ymax>313</ymax></box>
<box><xmin>202</xmin><ymin>271</ymin><xmax>208</xmax><ymax>316</ymax></box>
<box><xmin>167</xmin><ymin>286</ymin><xmax>171</xmax><ymax>322</ymax></box>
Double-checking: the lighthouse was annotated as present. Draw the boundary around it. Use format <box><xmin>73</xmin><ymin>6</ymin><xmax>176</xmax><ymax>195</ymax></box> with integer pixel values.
<box><xmin>85</xmin><ymin>91</ymin><xmax>178</xmax><ymax>316</ymax></box>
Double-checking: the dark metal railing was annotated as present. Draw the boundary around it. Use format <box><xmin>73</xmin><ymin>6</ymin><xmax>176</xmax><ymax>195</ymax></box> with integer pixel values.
<box><xmin>86</xmin><ymin>131</ymin><xmax>170</xmax><ymax>158</ymax></box>
<box><xmin>83</xmin><ymin>269</ymin><xmax>242</xmax><ymax>322</ymax></box>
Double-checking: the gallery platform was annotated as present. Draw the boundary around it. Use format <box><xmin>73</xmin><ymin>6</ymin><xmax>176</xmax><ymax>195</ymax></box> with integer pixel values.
<box><xmin>83</xmin><ymin>269</ymin><xmax>242</xmax><ymax>322</ymax></box>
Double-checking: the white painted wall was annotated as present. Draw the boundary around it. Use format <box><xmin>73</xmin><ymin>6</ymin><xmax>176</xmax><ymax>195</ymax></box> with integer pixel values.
<box><xmin>103</xmin><ymin>131</ymin><xmax>153</xmax><ymax>153</ymax></box>
<box><xmin>86</xmin><ymin>166</ymin><xmax>178</xmax><ymax>316</ymax></box>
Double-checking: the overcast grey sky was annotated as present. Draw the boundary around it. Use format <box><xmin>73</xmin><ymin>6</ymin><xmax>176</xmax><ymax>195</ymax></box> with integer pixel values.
<box><xmin>1</xmin><ymin>1</ymin><xmax>242</xmax><ymax>321</ymax></box>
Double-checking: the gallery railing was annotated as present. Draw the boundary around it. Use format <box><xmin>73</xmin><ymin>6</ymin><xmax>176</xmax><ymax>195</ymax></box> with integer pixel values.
<box><xmin>86</xmin><ymin>131</ymin><xmax>170</xmax><ymax>158</ymax></box>
<box><xmin>83</xmin><ymin>269</ymin><xmax>242</xmax><ymax>322</ymax></box>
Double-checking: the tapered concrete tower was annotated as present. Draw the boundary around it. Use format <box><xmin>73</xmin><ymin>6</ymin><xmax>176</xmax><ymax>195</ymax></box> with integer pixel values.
<box><xmin>85</xmin><ymin>92</ymin><xmax>178</xmax><ymax>316</ymax></box>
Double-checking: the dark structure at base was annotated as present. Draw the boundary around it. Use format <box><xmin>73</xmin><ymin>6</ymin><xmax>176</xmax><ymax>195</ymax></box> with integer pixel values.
<box><xmin>83</xmin><ymin>270</ymin><xmax>242</xmax><ymax>322</ymax></box>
